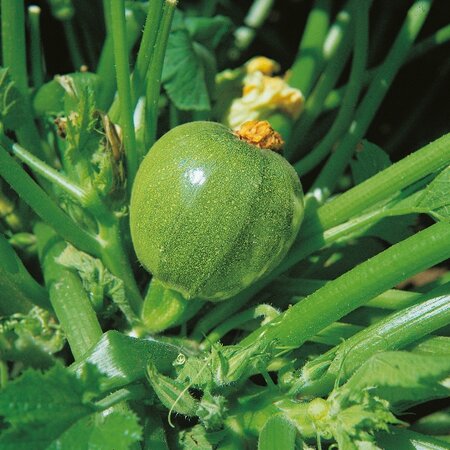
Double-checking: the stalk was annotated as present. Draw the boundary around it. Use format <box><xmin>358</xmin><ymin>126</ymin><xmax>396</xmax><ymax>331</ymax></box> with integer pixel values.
<box><xmin>311</xmin><ymin>0</ymin><xmax>433</xmax><ymax>198</ymax></box>
<box><xmin>241</xmin><ymin>222</ymin><xmax>450</xmax><ymax>351</ymax></box>
<box><xmin>300</xmin><ymin>130</ymin><xmax>450</xmax><ymax>237</ymax></box>
<box><xmin>107</xmin><ymin>1</ymin><xmax>165</xmax><ymax>125</ymax></box>
<box><xmin>98</xmin><ymin>223</ymin><xmax>143</xmax><ymax>317</ymax></box>
<box><xmin>294</xmin><ymin>0</ymin><xmax>369</xmax><ymax>176</ymax></box>
<box><xmin>285</xmin><ymin>2</ymin><xmax>354</xmax><ymax>160</ymax></box>
<box><xmin>110</xmin><ymin>0</ymin><xmax>138</xmax><ymax>187</ymax></box>
<box><xmin>293</xmin><ymin>284</ymin><xmax>450</xmax><ymax>396</ymax></box>
<box><xmin>4</xmin><ymin>138</ymin><xmax>88</xmax><ymax>204</ymax></box>
<box><xmin>288</xmin><ymin>0</ymin><xmax>332</xmax><ymax>95</ymax></box>
<box><xmin>0</xmin><ymin>144</ymin><xmax>101</xmax><ymax>257</ymax></box>
<box><xmin>1</xmin><ymin>0</ymin><xmax>45</xmax><ymax>160</ymax></box>
<box><xmin>144</xmin><ymin>0</ymin><xmax>177</xmax><ymax>149</ymax></box>
<box><xmin>97</xmin><ymin>10</ymin><xmax>141</xmax><ymax>111</ymax></box>
<box><xmin>28</xmin><ymin>5</ymin><xmax>44</xmax><ymax>88</ymax></box>
<box><xmin>271</xmin><ymin>277</ymin><xmax>423</xmax><ymax>310</ymax></box>
<box><xmin>132</xmin><ymin>0</ymin><xmax>165</xmax><ymax>108</ymax></box>
<box><xmin>35</xmin><ymin>223</ymin><xmax>102</xmax><ymax>360</ymax></box>
<box><xmin>201</xmin><ymin>305</ymin><xmax>280</xmax><ymax>350</ymax></box>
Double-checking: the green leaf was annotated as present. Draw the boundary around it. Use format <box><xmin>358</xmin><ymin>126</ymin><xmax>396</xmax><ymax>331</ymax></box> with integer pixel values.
<box><xmin>365</xmin><ymin>214</ymin><xmax>416</xmax><ymax>244</ymax></box>
<box><xmin>147</xmin><ymin>362</ymin><xmax>199</xmax><ymax>417</ymax></box>
<box><xmin>342</xmin><ymin>351</ymin><xmax>450</xmax><ymax>408</ymax></box>
<box><xmin>350</xmin><ymin>141</ymin><xmax>391</xmax><ymax>185</ymax></box>
<box><xmin>142</xmin><ymin>412</ymin><xmax>170</xmax><ymax>450</ymax></box>
<box><xmin>47</xmin><ymin>410</ymin><xmax>142</xmax><ymax>450</ymax></box>
<box><xmin>258</xmin><ymin>415</ymin><xmax>297</xmax><ymax>450</ymax></box>
<box><xmin>184</xmin><ymin>15</ymin><xmax>233</xmax><ymax>51</ymax></box>
<box><xmin>64</xmin><ymin>85</ymin><xmax>101</xmax><ymax>169</ymax></box>
<box><xmin>71</xmin><ymin>330</ymin><xmax>180</xmax><ymax>391</ymax></box>
<box><xmin>178</xmin><ymin>425</ymin><xmax>225</xmax><ymax>450</ymax></box>
<box><xmin>162</xmin><ymin>11</ymin><xmax>212</xmax><ymax>111</ymax></box>
<box><xmin>0</xmin><ymin>67</ymin><xmax>25</xmax><ymax>131</ymax></box>
<box><xmin>0</xmin><ymin>364</ymin><xmax>104</xmax><ymax>450</ymax></box>
<box><xmin>417</xmin><ymin>165</ymin><xmax>450</xmax><ymax>222</ymax></box>
<box><xmin>197</xmin><ymin>392</ymin><xmax>227</xmax><ymax>431</ymax></box>
<box><xmin>32</xmin><ymin>72</ymin><xmax>100</xmax><ymax>116</ymax></box>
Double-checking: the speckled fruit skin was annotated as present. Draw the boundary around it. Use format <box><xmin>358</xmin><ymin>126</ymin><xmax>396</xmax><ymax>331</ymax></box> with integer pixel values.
<box><xmin>130</xmin><ymin>121</ymin><xmax>304</xmax><ymax>301</ymax></box>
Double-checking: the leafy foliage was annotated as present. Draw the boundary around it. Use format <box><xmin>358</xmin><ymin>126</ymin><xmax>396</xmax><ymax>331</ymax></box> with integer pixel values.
<box><xmin>341</xmin><ymin>351</ymin><xmax>450</xmax><ymax>408</ymax></box>
<box><xmin>417</xmin><ymin>165</ymin><xmax>450</xmax><ymax>222</ymax></box>
<box><xmin>162</xmin><ymin>12</ymin><xmax>232</xmax><ymax>111</ymax></box>
<box><xmin>47</xmin><ymin>410</ymin><xmax>142</xmax><ymax>450</ymax></box>
<box><xmin>0</xmin><ymin>364</ymin><xmax>101</xmax><ymax>449</ymax></box>
<box><xmin>350</xmin><ymin>140</ymin><xmax>391</xmax><ymax>185</ymax></box>
<box><xmin>258</xmin><ymin>415</ymin><xmax>297</xmax><ymax>450</ymax></box>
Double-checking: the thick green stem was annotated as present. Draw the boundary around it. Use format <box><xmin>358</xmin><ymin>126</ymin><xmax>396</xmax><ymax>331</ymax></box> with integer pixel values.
<box><xmin>97</xmin><ymin>11</ymin><xmax>141</xmax><ymax>112</ymax></box>
<box><xmin>5</xmin><ymin>138</ymin><xmax>88</xmax><ymax>203</ymax></box>
<box><xmin>294</xmin><ymin>283</ymin><xmax>450</xmax><ymax>396</ymax></box>
<box><xmin>272</xmin><ymin>277</ymin><xmax>423</xmax><ymax>311</ymax></box>
<box><xmin>0</xmin><ymin>144</ymin><xmax>101</xmax><ymax>257</ymax></box>
<box><xmin>28</xmin><ymin>5</ymin><xmax>44</xmax><ymax>88</ymax></box>
<box><xmin>139</xmin><ymin>278</ymin><xmax>203</xmax><ymax>334</ymax></box>
<box><xmin>133</xmin><ymin>0</ymin><xmax>165</xmax><ymax>107</ymax></box>
<box><xmin>301</xmin><ymin>130</ymin><xmax>450</xmax><ymax>237</ymax></box>
<box><xmin>285</xmin><ymin>3</ymin><xmax>354</xmax><ymax>160</ymax></box>
<box><xmin>241</xmin><ymin>222</ymin><xmax>450</xmax><ymax>350</ymax></box>
<box><xmin>311</xmin><ymin>0</ymin><xmax>432</xmax><ymax>198</ymax></box>
<box><xmin>110</xmin><ymin>0</ymin><xmax>138</xmax><ymax>188</ymax></box>
<box><xmin>36</xmin><ymin>223</ymin><xmax>102</xmax><ymax>360</ymax></box>
<box><xmin>288</xmin><ymin>0</ymin><xmax>331</xmax><ymax>95</ymax></box>
<box><xmin>294</xmin><ymin>0</ymin><xmax>369</xmax><ymax>176</ymax></box>
<box><xmin>1</xmin><ymin>0</ymin><xmax>45</xmax><ymax>160</ymax></box>
<box><xmin>98</xmin><ymin>223</ymin><xmax>143</xmax><ymax>318</ymax></box>
<box><xmin>107</xmin><ymin>2</ymin><xmax>165</xmax><ymax>124</ymax></box>
<box><xmin>144</xmin><ymin>0</ymin><xmax>177</xmax><ymax>150</ymax></box>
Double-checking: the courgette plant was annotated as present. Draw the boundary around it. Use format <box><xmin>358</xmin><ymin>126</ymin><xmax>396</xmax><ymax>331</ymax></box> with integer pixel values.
<box><xmin>0</xmin><ymin>0</ymin><xmax>449</xmax><ymax>449</ymax></box>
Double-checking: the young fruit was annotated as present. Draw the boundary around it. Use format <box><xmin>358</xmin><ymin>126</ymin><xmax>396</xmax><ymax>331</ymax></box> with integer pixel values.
<box><xmin>130</xmin><ymin>120</ymin><xmax>304</xmax><ymax>302</ymax></box>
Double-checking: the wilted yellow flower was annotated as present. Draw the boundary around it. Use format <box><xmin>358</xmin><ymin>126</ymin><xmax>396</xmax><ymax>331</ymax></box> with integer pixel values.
<box><xmin>245</xmin><ymin>56</ymin><xmax>280</xmax><ymax>76</ymax></box>
<box><xmin>226</xmin><ymin>71</ymin><xmax>305</xmax><ymax>130</ymax></box>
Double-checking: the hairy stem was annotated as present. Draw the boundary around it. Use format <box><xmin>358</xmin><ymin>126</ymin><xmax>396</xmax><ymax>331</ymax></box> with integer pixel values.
<box><xmin>36</xmin><ymin>223</ymin><xmax>102</xmax><ymax>360</ymax></box>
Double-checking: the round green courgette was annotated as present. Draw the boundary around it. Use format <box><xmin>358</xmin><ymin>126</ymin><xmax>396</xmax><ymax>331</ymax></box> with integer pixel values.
<box><xmin>130</xmin><ymin>120</ymin><xmax>304</xmax><ymax>301</ymax></box>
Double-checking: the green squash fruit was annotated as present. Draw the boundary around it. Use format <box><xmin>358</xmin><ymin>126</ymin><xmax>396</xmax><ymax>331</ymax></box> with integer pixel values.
<box><xmin>130</xmin><ymin>121</ymin><xmax>304</xmax><ymax>301</ymax></box>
